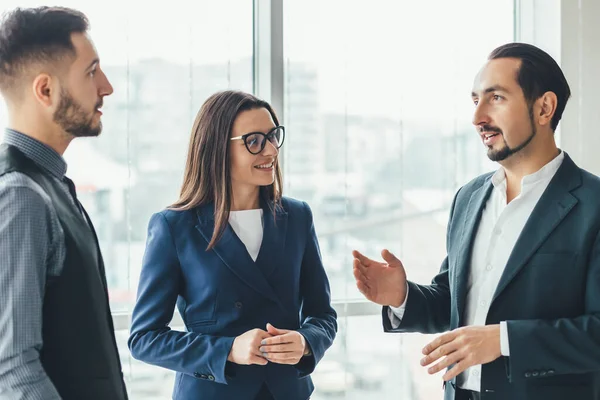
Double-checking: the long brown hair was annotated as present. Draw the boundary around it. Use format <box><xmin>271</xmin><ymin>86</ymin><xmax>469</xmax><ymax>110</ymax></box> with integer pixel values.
<box><xmin>170</xmin><ymin>90</ymin><xmax>283</xmax><ymax>249</ymax></box>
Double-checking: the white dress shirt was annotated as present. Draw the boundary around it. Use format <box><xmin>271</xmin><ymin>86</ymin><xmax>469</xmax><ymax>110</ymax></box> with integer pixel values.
<box><xmin>229</xmin><ymin>209</ymin><xmax>264</xmax><ymax>261</ymax></box>
<box><xmin>389</xmin><ymin>150</ymin><xmax>564</xmax><ymax>392</ymax></box>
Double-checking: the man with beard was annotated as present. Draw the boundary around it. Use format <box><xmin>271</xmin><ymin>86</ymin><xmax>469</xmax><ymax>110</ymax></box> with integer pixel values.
<box><xmin>0</xmin><ymin>7</ymin><xmax>127</xmax><ymax>400</ymax></box>
<box><xmin>353</xmin><ymin>43</ymin><xmax>600</xmax><ymax>400</ymax></box>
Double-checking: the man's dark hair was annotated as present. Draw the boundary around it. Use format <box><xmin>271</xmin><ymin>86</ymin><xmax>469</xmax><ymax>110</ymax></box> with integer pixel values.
<box><xmin>489</xmin><ymin>42</ymin><xmax>571</xmax><ymax>131</ymax></box>
<box><xmin>0</xmin><ymin>7</ymin><xmax>88</xmax><ymax>96</ymax></box>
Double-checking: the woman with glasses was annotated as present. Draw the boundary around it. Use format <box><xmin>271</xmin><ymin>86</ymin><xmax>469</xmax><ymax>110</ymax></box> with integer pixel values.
<box><xmin>128</xmin><ymin>90</ymin><xmax>337</xmax><ymax>400</ymax></box>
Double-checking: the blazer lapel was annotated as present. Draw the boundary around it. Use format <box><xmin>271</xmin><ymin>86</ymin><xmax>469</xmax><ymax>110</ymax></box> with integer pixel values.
<box><xmin>194</xmin><ymin>203</ymin><xmax>281</xmax><ymax>305</ymax></box>
<box><xmin>254</xmin><ymin>202</ymin><xmax>288</xmax><ymax>277</ymax></box>
<box><xmin>492</xmin><ymin>154</ymin><xmax>580</xmax><ymax>302</ymax></box>
<box><xmin>455</xmin><ymin>178</ymin><xmax>494</xmax><ymax>324</ymax></box>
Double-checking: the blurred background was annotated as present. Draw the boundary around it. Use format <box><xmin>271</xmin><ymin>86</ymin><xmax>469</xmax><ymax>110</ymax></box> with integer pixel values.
<box><xmin>1</xmin><ymin>0</ymin><xmax>599</xmax><ymax>398</ymax></box>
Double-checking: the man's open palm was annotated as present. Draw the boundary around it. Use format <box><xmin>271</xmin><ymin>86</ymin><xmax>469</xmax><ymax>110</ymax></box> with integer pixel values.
<box><xmin>352</xmin><ymin>249</ymin><xmax>407</xmax><ymax>307</ymax></box>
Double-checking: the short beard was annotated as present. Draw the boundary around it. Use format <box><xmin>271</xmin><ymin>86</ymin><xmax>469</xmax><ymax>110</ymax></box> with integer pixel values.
<box><xmin>487</xmin><ymin>105</ymin><xmax>536</xmax><ymax>162</ymax></box>
<box><xmin>53</xmin><ymin>89</ymin><xmax>101</xmax><ymax>138</ymax></box>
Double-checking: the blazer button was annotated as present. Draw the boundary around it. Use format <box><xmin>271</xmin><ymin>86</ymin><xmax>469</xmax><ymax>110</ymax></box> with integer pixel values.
<box><xmin>532</xmin><ymin>371</ymin><xmax>539</xmax><ymax>377</ymax></box>
<box><xmin>548</xmin><ymin>369</ymin><xmax>555</xmax><ymax>375</ymax></box>
<box><xmin>193</xmin><ymin>372</ymin><xmax>201</xmax><ymax>378</ymax></box>
<box><xmin>235</xmin><ymin>301</ymin><xmax>243</xmax><ymax>309</ymax></box>
<box><xmin>208</xmin><ymin>375</ymin><xmax>215</xmax><ymax>381</ymax></box>
<box><xmin>540</xmin><ymin>371</ymin><xmax>547</xmax><ymax>376</ymax></box>
<box><xmin>201</xmin><ymin>374</ymin><xmax>208</xmax><ymax>379</ymax></box>
<box><xmin>525</xmin><ymin>372</ymin><xmax>531</xmax><ymax>378</ymax></box>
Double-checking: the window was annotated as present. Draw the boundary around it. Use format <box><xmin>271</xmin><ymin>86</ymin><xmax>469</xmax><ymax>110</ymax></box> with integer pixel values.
<box><xmin>283</xmin><ymin>1</ymin><xmax>514</xmax><ymax>398</ymax></box>
<box><xmin>0</xmin><ymin>0</ymin><xmax>515</xmax><ymax>398</ymax></box>
<box><xmin>0</xmin><ymin>1</ymin><xmax>252</xmax><ymax>397</ymax></box>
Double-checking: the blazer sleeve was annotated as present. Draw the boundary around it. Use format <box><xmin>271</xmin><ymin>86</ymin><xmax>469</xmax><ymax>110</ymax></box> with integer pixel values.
<box><xmin>505</xmin><ymin>229</ymin><xmax>600</xmax><ymax>382</ymax></box>
<box><xmin>128</xmin><ymin>212</ymin><xmax>235</xmax><ymax>385</ymax></box>
<box><xmin>381</xmin><ymin>188</ymin><xmax>463</xmax><ymax>334</ymax></box>
<box><xmin>295</xmin><ymin>201</ymin><xmax>338</xmax><ymax>376</ymax></box>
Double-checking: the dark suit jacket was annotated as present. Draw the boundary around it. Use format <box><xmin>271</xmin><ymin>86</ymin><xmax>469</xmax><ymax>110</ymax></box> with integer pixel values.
<box><xmin>128</xmin><ymin>197</ymin><xmax>337</xmax><ymax>400</ymax></box>
<box><xmin>383</xmin><ymin>153</ymin><xmax>600</xmax><ymax>400</ymax></box>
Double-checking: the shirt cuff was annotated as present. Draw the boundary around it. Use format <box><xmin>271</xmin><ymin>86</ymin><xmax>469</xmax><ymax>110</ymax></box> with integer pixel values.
<box><xmin>500</xmin><ymin>321</ymin><xmax>510</xmax><ymax>356</ymax></box>
<box><xmin>387</xmin><ymin>283</ymin><xmax>409</xmax><ymax>329</ymax></box>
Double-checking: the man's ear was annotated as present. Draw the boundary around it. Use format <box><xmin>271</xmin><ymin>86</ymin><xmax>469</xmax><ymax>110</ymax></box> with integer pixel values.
<box><xmin>536</xmin><ymin>91</ymin><xmax>558</xmax><ymax>129</ymax></box>
<box><xmin>32</xmin><ymin>73</ymin><xmax>57</xmax><ymax>108</ymax></box>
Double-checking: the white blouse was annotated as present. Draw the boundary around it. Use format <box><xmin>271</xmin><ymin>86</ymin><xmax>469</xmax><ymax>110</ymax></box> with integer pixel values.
<box><xmin>228</xmin><ymin>209</ymin><xmax>264</xmax><ymax>261</ymax></box>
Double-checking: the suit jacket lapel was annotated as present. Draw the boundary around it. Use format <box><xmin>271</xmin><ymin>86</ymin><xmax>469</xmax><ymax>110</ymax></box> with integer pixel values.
<box><xmin>255</xmin><ymin>202</ymin><xmax>288</xmax><ymax>277</ymax></box>
<box><xmin>195</xmin><ymin>203</ymin><xmax>282</xmax><ymax>305</ymax></box>
<box><xmin>492</xmin><ymin>154</ymin><xmax>580</xmax><ymax>302</ymax></box>
<box><xmin>455</xmin><ymin>177</ymin><xmax>494</xmax><ymax>323</ymax></box>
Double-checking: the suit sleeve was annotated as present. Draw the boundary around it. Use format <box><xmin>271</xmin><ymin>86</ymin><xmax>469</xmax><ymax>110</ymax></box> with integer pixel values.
<box><xmin>128</xmin><ymin>212</ymin><xmax>235</xmax><ymax>384</ymax></box>
<box><xmin>295</xmin><ymin>202</ymin><xmax>338</xmax><ymax>376</ymax></box>
<box><xmin>505</xmin><ymin>229</ymin><xmax>600</xmax><ymax>382</ymax></box>
<box><xmin>381</xmin><ymin>188</ymin><xmax>462</xmax><ymax>334</ymax></box>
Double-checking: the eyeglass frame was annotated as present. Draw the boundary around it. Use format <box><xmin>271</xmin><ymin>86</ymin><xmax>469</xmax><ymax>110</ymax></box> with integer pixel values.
<box><xmin>229</xmin><ymin>125</ymin><xmax>285</xmax><ymax>155</ymax></box>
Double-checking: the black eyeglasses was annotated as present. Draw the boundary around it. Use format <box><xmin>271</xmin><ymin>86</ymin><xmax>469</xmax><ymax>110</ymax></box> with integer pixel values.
<box><xmin>230</xmin><ymin>126</ymin><xmax>285</xmax><ymax>155</ymax></box>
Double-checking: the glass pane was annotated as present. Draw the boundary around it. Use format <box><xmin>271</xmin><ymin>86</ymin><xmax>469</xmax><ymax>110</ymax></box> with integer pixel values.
<box><xmin>283</xmin><ymin>1</ymin><xmax>514</xmax><ymax>399</ymax></box>
<box><xmin>115</xmin><ymin>330</ymin><xmax>176</xmax><ymax>399</ymax></box>
<box><xmin>0</xmin><ymin>1</ymin><xmax>251</xmax><ymax>396</ymax></box>
<box><xmin>80</xmin><ymin>0</ymin><xmax>252</xmax><ymax>313</ymax></box>
<box><xmin>0</xmin><ymin>0</ymin><xmax>252</xmax><ymax>312</ymax></box>
<box><xmin>283</xmin><ymin>0</ymin><xmax>513</xmax><ymax>300</ymax></box>
<box><xmin>312</xmin><ymin>315</ymin><xmax>412</xmax><ymax>399</ymax></box>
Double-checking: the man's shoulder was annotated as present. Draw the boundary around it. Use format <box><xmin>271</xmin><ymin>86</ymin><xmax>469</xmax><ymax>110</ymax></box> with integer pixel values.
<box><xmin>0</xmin><ymin>171</ymin><xmax>53</xmax><ymax>207</ymax></box>
<box><xmin>572</xmin><ymin>167</ymin><xmax>600</xmax><ymax>209</ymax></box>
<box><xmin>577</xmin><ymin>167</ymin><xmax>600</xmax><ymax>191</ymax></box>
<box><xmin>0</xmin><ymin>171</ymin><xmax>62</xmax><ymax>256</ymax></box>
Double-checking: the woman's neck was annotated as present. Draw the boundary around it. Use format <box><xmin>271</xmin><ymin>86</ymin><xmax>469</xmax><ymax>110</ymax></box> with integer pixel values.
<box><xmin>231</xmin><ymin>185</ymin><xmax>260</xmax><ymax>211</ymax></box>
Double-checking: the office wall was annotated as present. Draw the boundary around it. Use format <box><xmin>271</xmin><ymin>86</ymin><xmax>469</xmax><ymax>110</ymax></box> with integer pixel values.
<box><xmin>517</xmin><ymin>0</ymin><xmax>600</xmax><ymax>174</ymax></box>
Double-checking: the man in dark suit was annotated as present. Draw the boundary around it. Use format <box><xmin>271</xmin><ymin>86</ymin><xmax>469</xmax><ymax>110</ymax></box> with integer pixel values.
<box><xmin>0</xmin><ymin>7</ymin><xmax>127</xmax><ymax>399</ymax></box>
<box><xmin>353</xmin><ymin>42</ymin><xmax>600</xmax><ymax>400</ymax></box>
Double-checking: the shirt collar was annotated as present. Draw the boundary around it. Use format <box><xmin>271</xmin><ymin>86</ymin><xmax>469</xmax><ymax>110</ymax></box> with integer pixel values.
<box><xmin>491</xmin><ymin>150</ymin><xmax>564</xmax><ymax>190</ymax></box>
<box><xmin>3</xmin><ymin>128</ymin><xmax>68</xmax><ymax>179</ymax></box>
